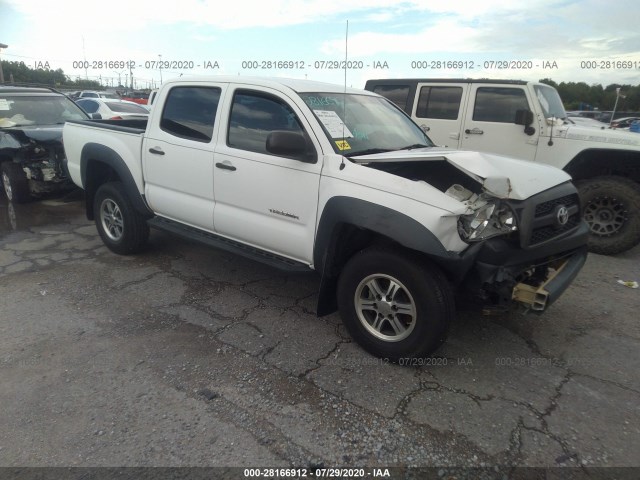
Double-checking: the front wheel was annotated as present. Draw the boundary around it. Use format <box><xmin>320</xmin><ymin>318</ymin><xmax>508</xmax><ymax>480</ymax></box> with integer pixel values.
<box><xmin>337</xmin><ymin>248</ymin><xmax>454</xmax><ymax>361</ymax></box>
<box><xmin>1</xmin><ymin>162</ymin><xmax>31</xmax><ymax>203</ymax></box>
<box><xmin>94</xmin><ymin>182</ymin><xmax>149</xmax><ymax>255</ymax></box>
<box><xmin>577</xmin><ymin>176</ymin><xmax>640</xmax><ymax>255</ymax></box>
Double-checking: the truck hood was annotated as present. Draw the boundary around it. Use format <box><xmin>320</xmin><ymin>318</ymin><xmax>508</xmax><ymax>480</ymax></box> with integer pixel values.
<box><xmin>557</xmin><ymin>124</ymin><xmax>640</xmax><ymax>147</ymax></box>
<box><xmin>350</xmin><ymin>148</ymin><xmax>571</xmax><ymax>200</ymax></box>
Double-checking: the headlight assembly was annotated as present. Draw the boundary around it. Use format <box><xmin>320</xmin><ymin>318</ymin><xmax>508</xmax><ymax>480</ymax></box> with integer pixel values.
<box><xmin>458</xmin><ymin>202</ymin><xmax>517</xmax><ymax>242</ymax></box>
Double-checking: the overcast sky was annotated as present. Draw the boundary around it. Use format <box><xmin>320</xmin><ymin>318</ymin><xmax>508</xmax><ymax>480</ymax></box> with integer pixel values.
<box><xmin>1</xmin><ymin>0</ymin><xmax>639</xmax><ymax>89</ymax></box>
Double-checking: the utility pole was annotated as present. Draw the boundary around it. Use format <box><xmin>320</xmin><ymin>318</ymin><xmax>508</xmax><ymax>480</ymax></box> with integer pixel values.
<box><xmin>0</xmin><ymin>43</ymin><xmax>8</xmax><ymax>83</ymax></box>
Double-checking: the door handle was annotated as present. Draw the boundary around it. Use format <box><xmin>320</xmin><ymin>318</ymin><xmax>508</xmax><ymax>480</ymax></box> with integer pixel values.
<box><xmin>148</xmin><ymin>147</ymin><xmax>165</xmax><ymax>155</ymax></box>
<box><xmin>464</xmin><ymin>128</ymin><xmax>484</xmax><ymax>135</ymax></box>
<box><xmin>216</xmin><ymin>162</ymin><xmax>236</xmax><ymax>171</ymax></box>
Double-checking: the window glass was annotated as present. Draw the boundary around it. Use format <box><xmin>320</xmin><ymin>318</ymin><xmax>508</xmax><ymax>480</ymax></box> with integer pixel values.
<box><xmin>228</xmin><ymin>90</ymin><xmax>309</xmax><ymax>158</ymax></box>
<box><xmin>106</xmin><ymin>102</ymin><xmax>149</xmax><ymax>114</ymax></box>
<box><xmin>0</xmin><ymin>95</ymin><xmax>87</xmax><ymax>125</ymax></box>
<box><xmin>372</xmin><ymin>85</ymin><xmax>410</xmax><ymax>113</ymax></box>
<box><xmin>160</xmin><ymin>86</ymin><xmax>220</xmax><ymax>142</ymax></box>
<box><xmin>77</xmin><ymin>99</ymin><xmax>99</xmax><ymax>113</ymax></box>
<box><xmin>416</xmin><ymin>86</ymin><xmax>462</xmax><ymax>120</ymax></box>
<box><xmin>298</xmin><ymin>92</ymin><xmax>432</xmax><ymax>156</ymax></box>
<box><xmin>473</xmin><ymin>87</ymin><xmax>530</xmax><ymax>123</ymax></box>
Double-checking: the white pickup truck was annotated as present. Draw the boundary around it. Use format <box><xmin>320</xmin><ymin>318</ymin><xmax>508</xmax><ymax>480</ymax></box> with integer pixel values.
<box><xmin>63</xmin><ymin>76</ymin><xmax>588</xmax><ymax>360</ymax></box>
<box><xmin>365</xmin><ymin>79</ymin><xmax>640</xmax><ymax>255</ymax></box>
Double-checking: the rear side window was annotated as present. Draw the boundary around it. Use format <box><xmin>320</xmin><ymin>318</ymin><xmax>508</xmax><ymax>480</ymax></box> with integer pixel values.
<box><xmin>160</xmin><ymin>86</ymin><xmax>221</xmax><ymax>142</ymax></box>
<box><xmin>473</xmin><ymin>87</ymin><xmax>529</xmax><ymax>123</ymax></box>
<box><xmin>371</xmin><ymin>85</ymin><xmax>410</xmax><ymax>113</ymax></box>
<box><xmin>228</xmin><ymin>90</ymin><xmax>308</xmax><ymax>157</ymax></box>
<box><xmin>416</xmin><ymin>86</ymin><xmax>462</xmax><ymax>120</ymax></box>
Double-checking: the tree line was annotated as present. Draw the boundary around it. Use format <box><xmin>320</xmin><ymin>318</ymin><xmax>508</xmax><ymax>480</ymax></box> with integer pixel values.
<box><xmin>2</xmin><ymin>60</ymin><xmax>640</xmax><ymax>111</ymax></box>
<box><xmin>1</xmin><ymin>60</ymin><xmax>101</xmax><ymax>89</ymax></box>
<box><xmin>539</xmin><ymin>78</ymin><xmax>639</xmax><ymax>112</ymax></box>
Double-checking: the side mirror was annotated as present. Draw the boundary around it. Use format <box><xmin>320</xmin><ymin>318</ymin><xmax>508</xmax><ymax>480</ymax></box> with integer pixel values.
<box><xmin>514</xmin><ymin>109</ymin><xmax>536</xmax><ymax>136</ymax></box>
<box><xmin>266</xmin><ymin>130</ymin><xmax>316</xmax><ymax>163</ymax></box>
<box><xmin>514</xmin><ymin>109</ymin><xmax>534</xmax><ymax>126</ymax></box>
<box><xmin>90</xmin><ymin>113</ymin><xmax>102</xmax><ymax>120</ymax></box>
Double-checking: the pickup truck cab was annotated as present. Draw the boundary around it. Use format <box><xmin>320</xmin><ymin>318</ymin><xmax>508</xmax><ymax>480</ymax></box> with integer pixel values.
<box><xmin>63</xmin><ymin>76</ymin><xmax>588</xmax><ymax>360</ymax></box>
<box><xmin>365</xmin><ymin>79</ymin><xmax>640</xmax><ymax>255</ymax></box>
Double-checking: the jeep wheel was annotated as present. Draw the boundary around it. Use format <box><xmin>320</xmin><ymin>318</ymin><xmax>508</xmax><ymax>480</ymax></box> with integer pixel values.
<box><xmin>1</xmin><ymin>162</ymin><xmax>31</xmax><ymax>203</ymax></box>
<box><xmin>577</xmin><ymin>176</ymin><xmax>640</xmax><ymax>255</ymax></box>
<box><xmin>337</xmin><ymin>248</ymin><xmax>454</xmax><ymax>361</ymax></box>
<box><xmin>94</xmin><ymin>182</ymin><xmax>149</xmax><ymax>255</ymax></box>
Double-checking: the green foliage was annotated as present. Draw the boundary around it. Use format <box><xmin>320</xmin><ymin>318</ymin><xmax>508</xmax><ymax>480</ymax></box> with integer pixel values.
<box><xmin>1</xmin><ymin>60</ymin><xmax>101</xmax><ymax>89</ymax></box>
<box><xmin>540</xmin><ymin>78</ymin><xmax>640</xmax><ymax>111</ymax></box>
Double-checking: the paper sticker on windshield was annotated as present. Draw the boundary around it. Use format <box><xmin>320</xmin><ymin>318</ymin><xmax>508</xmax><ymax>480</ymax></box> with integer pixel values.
<box><xmin>335</xmin><ymin>140</ymin><xmax>351</xmax><ymax>151</ymax></box>
<box><xmin>314</xmin><ymin>110</ymin><xmax>353</xmax><ymax>139</ymax></box>
<box><xmin>0</xmin><ymin>99</ymin><xmax>10</xmax><ymax>111</ymax></box>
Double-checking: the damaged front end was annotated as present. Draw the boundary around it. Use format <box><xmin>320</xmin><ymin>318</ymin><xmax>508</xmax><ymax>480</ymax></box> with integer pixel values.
<box><xmin>456</xmin><ymin>182</ymin><xmax>589</xmax><ymax>314</ymax></box>
<box><xmin>0</xmin><ymin>127</ymin><xmax>72</xmax><ymax>197</ymax></box>
<box><xmin>353</xmin><ymin>150</ymin><xmax>589</xmax><ymax>314</ymax></box>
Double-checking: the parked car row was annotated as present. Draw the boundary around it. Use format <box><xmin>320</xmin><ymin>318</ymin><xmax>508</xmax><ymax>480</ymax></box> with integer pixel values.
<box><xmin>68</xmin><ymin>90</ymin><xmax>150</xmax><ymax>105</ymax></box>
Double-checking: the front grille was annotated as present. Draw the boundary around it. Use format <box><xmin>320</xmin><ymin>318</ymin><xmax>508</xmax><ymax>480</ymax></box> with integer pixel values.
<box><xmin>534</xmin><ymin>194</ymin><xmax>579</xmax><ymax>217</ymax></box>
<box><xmin>530</xmin><ymin>216</ymin><xmax>580</xmax><ymax>244</ymax></box>
<box><xmin>529</xmin><ymin>192</ymin><xmax>580</xmax><ymax>246</ymax></box>
<box><xmin>509</xmin><ymin>184</ymin><xmax>582</xmax><ymax>249</ymax></box>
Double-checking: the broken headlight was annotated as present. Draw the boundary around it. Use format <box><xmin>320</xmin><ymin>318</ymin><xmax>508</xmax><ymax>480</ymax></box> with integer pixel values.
<box><xmin>458</xmin><ymin>201</ymin><xmax>517</xmax><ymax>242</ymax></box>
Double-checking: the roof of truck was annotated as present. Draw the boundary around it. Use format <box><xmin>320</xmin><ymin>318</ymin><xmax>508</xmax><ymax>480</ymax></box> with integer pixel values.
<box><xmin>365</xmin><ymin>78</ymin><xmax>530</xmax><ymax>86</ymax></box>
<box><xmin>161</xmin><ymin>76</ymin><xmax>373</xmax><ymax>95</ymax></box>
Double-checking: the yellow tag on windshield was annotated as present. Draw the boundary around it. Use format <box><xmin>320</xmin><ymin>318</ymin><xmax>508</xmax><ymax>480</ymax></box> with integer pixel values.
<box><xmin>335</xmin><ymin>140</ymin><xmax>351</xmax><ymax>151</ymax></box>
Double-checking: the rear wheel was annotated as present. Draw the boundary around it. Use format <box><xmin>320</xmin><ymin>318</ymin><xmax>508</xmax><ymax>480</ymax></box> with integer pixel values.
<box><xmin>94</xmin><ymin>182</ymin><xmax>149</xmax><ymax>255</ymax></box>
<box><xmin>337</xmin><ymin>248</ymin><xmax>454</xmax><ymax>361</ymax></box>
<box><xmin>577</xmin><ymin>176</ymin><xmax>640</xmax><ymax>255</ymax></box>
<box><xmin>1</xmin><ymin>162</ymin><xmax>31</xmax><ymax>203</ymax></box>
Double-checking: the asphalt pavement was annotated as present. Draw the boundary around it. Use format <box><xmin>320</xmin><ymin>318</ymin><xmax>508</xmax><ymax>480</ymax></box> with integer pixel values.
<box><xmin>1</xmin><ymin>193</ymin><xmax>639</xmax><ymax>478</ymax></box>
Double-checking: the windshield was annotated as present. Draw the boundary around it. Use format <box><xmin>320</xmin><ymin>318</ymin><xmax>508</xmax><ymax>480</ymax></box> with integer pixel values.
<box><xmin>0</xmin><ymin>95</ymin><xmax>87</xmax><ymax>127</ymax></box>
<box><xmin>298</xmin><ymin>92</ymin><xmax>433</xmax><ymax>155</ymax></box>
<box><xmin>533</xmin><ymin>85</ymin><xmax>567</xmax><ymax>119</ymax></box>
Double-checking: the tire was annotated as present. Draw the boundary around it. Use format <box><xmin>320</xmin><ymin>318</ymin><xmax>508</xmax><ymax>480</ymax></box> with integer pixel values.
<box><xmin>93</xmin><ymin>182</ymin><xmax>149</xmax><ymax>255</ymax></box>
<box><xmin>336</xmin><ymin>248</ymin><xmax>454</xmax><ymax>361</ymax></box>
<box><xmin>577</xmin><ymin>176</ymin><xmax>640</xmax><ymax>255</ymax></box>
<box><xmin>1</xmin><ymin>162</ymin><xmax>31</xmax><ymax>203</ymax></box>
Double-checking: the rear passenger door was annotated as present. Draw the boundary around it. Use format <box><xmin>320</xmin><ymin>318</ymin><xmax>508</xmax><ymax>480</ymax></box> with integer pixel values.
<box><xmin>143</xmin><ymin>83</ymin><xmax>225</xmax><ymax>231</ymax></box>
<box><xmin>460</xmin><ymin>85</ymin><xmax>537</xmax><ymax>161</ymax></box>
<box><xmin>411</xmin><ymin>83</ymin><xmax>467</xmax><ymax>148</ymax></box>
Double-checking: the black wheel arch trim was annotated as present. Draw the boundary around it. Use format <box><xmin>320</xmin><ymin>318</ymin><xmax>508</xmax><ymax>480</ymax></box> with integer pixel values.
<box><xmin>314</xmin><ymin>196</ymin><xmax>451</xmax><ymax>272</ymax></box>
<box><xmin>314</xmin><ymin>196</ymin><xmax>464</xmax><ymax>316</ymax></box>
<box><xmin>80</xmin><ymin>142</ymin><xmax>153</xmax><ymax>220</ymax></box>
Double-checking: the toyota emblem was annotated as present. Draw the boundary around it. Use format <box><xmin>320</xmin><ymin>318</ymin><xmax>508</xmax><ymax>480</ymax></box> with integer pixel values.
<box><xmin>556</xmin><ymin>205</ymin><xmax>569</xmax><ymax>226</ymax></box>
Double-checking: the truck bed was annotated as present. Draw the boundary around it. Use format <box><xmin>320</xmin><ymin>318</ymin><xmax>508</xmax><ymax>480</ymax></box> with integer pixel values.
<box><xmin>63</xmin><ymin>119</ymin><xmax>147</xmax><ymax>193</ymax></box>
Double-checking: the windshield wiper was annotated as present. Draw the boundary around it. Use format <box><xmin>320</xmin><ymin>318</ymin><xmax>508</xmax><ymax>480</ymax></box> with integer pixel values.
<box><xmin>398</xmin><ymin>143</ymin><xmax>430</xmax><ymax>150</ymax></box>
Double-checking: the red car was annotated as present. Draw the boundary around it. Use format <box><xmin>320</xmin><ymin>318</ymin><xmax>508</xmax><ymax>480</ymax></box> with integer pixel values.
<box><xmin>120</xmin><ymin>91</ymin><xmax>149</xmax><ymax>105</ymax></box>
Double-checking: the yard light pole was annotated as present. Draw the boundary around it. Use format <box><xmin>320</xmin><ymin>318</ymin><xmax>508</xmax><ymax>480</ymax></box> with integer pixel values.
<box><xmin>0</xmin><ymin>43</ymin><xmax>8</xmax><ymax>84</ymax></box>
<box><xmin>609</xmin><ymin>87</ymin><xmax>626</xmax><ymax>127</ymax></box>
